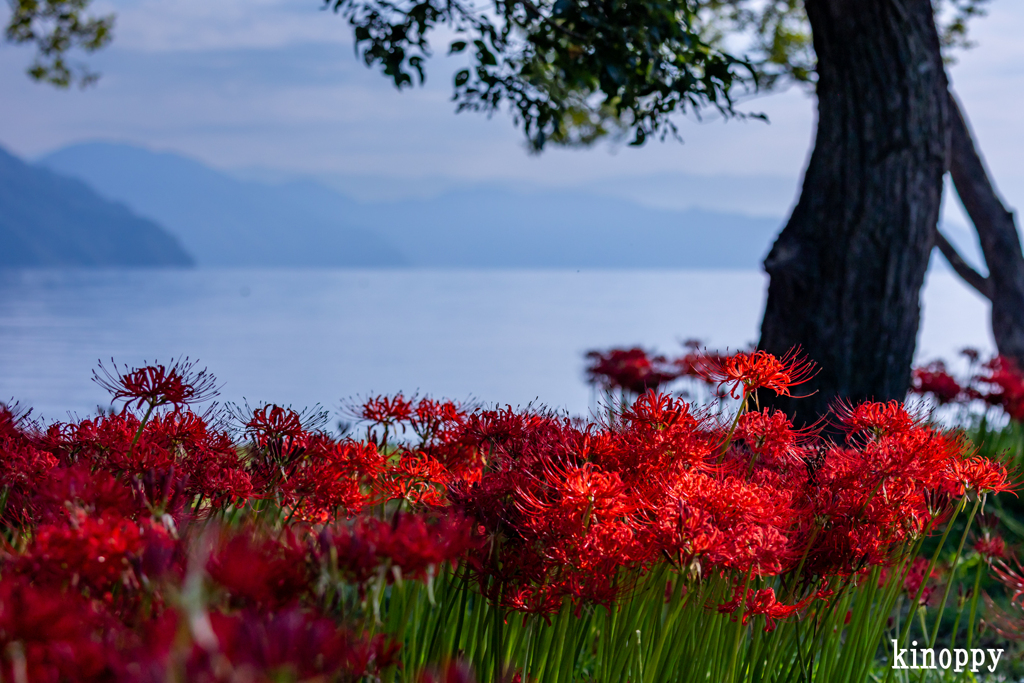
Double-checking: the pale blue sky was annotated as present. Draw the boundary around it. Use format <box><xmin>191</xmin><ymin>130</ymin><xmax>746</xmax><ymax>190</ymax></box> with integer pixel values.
<box><xmin>2</xmin><ymin>0</ymin><xmax>1023</xmax><ymax>221</ymax></box>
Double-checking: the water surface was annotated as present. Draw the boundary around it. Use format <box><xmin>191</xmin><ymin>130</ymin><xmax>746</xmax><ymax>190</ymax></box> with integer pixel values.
<box><xmin>0</xmin><ymin>268</ymin><xmax>991</xmax><ymax>421</ymax></box>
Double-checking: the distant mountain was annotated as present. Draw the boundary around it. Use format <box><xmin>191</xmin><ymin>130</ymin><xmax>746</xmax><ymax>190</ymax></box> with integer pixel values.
<box><xmin>272</xmin><ymin>181</ymin><xmax>784</xmax><ymax>268</ymax></box>
<box><xmin>40</xmin><ymin>142</ymin><xmax>789</xmax><ymax>269</ymax></box>
<box><xmin>40</xmin><ymin>143</ymin><xmax>406</xmax><ymax>268</ymax></box>
<box><xmin>0</xmin><ymin>146</ymin><xmax>192</xmax><ymax>267</ymax></box>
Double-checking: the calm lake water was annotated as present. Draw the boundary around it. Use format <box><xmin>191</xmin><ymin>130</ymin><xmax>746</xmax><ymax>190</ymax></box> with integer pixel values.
<box><xmin>0</xmin><ymin>268</ymin><xmax>993</xmax><ymax>422</ymax></box>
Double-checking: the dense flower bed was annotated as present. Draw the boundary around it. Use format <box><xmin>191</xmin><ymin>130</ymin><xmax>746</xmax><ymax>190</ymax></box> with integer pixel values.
<box><xmin>0</xmin><ymin>353</ymin><xmax>1012</xmax><ymax>682</ymax></box>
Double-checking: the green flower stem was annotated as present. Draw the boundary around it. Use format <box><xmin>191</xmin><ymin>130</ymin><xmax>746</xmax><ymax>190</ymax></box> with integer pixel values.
<box><xmin>922</xmin><ymin>496</ymin><xmax>982</xmax><ymax>661</ymax></box>
<box><xmin>885</xmin><ymin>498</ymin><xmax>968</xmax><ymax>683</ymax></box>
<box><xmin>964</xmin><ymin>559</ymin><xmax>984</xmax><ymax>651</ymax></box>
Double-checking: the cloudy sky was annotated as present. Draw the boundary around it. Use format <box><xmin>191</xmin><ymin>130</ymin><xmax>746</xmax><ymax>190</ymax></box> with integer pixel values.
<box><xmin>2</xmin><ymin>0</ymin><xmax>1024</xmax><ymax>220</ymax></box>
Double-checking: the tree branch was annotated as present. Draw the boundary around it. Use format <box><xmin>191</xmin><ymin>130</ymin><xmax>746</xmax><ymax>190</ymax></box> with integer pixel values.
<box><xmin>948</xmin><ymin>89</ymin><xmax>1024</xmax><ymax>359</ymax></box>
<box><xmin>934</xmin><ymin>228</ymin><xmax>992</xmax><ymax>300</ymax></box>
<box><xmin>517</xmin><ymin>0</ymin><xmax>588</xmax><ymax>41</ymax></box>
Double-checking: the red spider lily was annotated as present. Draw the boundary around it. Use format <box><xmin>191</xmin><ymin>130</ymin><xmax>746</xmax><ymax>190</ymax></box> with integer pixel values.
<box><xmin>277</xmin><ymin>434</ymin><xmax>382</xmax><ymax>520</ymax></box>
<box><xmin>135</xmin><ymin>609</ymin><xmax>401</xmax><ymax>682</ymax></box>
<box><xmin>910</xmin><ymin>361</ymin><xmax>963</xmax><ymax>405</ymax></box>
<box><xmin>522</xmin><ymin>462</ymin><xmax>633</xmax><ymax>527</ymax></box>
<box><xmin>419</xmin><ymin>661</ymin><xmax>477</xmax><ymax>683</ymax></box>
<box><xmin>0</xmin><ymin>351</ymin><xmax>1015</xmax><ymax>677</ymax></box>
<box><xmin>352</xmin><ymin>394</ymin><xmax>416</xmax><ymax>447</ymax></box>
<box><xmin>982</xmin><ymin>592</ymin><xmax>1024</xmax><ymax>642</ymax></box>
<box><xmin>974</xmin><ymin>535</ymin><xmax>1009</xmax><ymax>562</ymax></box>
<box><xmin>32</xmin><ymin>463</ymin><xmax>138</xmax><ymax>523</ymax></box>
<box><xmin>379</xmin><ymin>450</ymin><xmax>454</xmax><ymax>506</ymax></box>
<box><xmin>717</xmin><ymin>587</ymin><xmax>813</xmax><ymax>631</ymax></box>
<box><xmin>833</xmin><ymin>400</ymin><xmax>918</xmax><ymax>438</ymax></box>
<box><xmin>93</xmin><ymin>358</ymin><xmax>219</xmax><ymax>411</ymax></box>
<box><xmin>974</xmin><ymin>355</ymin><xmax>1024</xmax><ymax>420</ymax></box>
<box><xmin>244</xmin><ymin>404</ymin><xmax>307</xmax><ymax>447</ymax></box>
<box><xmin>902</xmin><ymin>557</ymin><xmax>942</xmax><ymax>605</ymax></box>
<box><xmin>361</xmin><ymin>394</ymin><xmax>414</xmax><ymax>424</ymax></box>
<box><xmin>585</xmin><ymin>347</ymin><xmax>680</xmax><ymax>394</ymax></box>
<box><xmin>674</xmin><ymin>340</ymin><xmax>711</xmax><ymax>379</ymax></box>
<box><xmin>374</xmin><ymin>513</ymin><xmax>477</xmax><ymax>579</ymax></box>
<box><xmin>949</xmin><ymin>455</ymin><xmax>1013</xmax><ymax>496</ymax></box>
<box><xmin>0</xmin><ymin>577</ymin><xmax>116</xmax><ymax>683</ymax></box>
<box><xmin>961</xmin><ymin>347</ymin><xmax>981</xmax><ymax>364</ymax></box>
<box><xmin>411</xmin><ymin>397</ymin><xmax>466</xmax><ymax>442</ymax></box>
<box><xmin>19</xmin><ymin>511</ymin><xmax>149</xmax><ymax>595</ymax></box>
<box><xmin>993</xmin><ymin>557</ymin><xmax>1024</xmax><ymax>608</ymax></box>
<box><xmin>206</xmin><ymin>530</ymin><xmax>312</xmax><ymax>609</ymax></box>
<box><xmin>730</xmin><ymin>408</ymin><xmax>816</xmax><ymax>468</ymax></box>
<box><xmin>322</xmin><ymin>513</ymin><xmax>477</xmax><ymax>585</ymax></box>
<box><xmin>699</xmin><ymin>348</ymin><xmax>816</xmax><ymax>400</ymax></box>
<box><xmin>0</xmin><ymin>407</ymin><xmax>57</xmax><ymax>527</ymax></box>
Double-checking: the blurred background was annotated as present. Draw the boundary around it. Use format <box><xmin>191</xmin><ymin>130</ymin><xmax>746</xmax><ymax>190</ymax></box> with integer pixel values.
<box><xmin>0</xmin><ymin>0</ymin><xmax>1013</xmax><ymax>419</ymax></box>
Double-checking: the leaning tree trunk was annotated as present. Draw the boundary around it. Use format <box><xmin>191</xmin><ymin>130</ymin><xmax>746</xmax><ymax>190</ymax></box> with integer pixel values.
<box><xmin>939</xmin><ymin>92</ymin><xmax>1024</xmax><ymax>366</ymax></box>
<box><xmin>758</xmin><ymin>0</ymin><xmax>950</xmax><ymax>426</ymax></box>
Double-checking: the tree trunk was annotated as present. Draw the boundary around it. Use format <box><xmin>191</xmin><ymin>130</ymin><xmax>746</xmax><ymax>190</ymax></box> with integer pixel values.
<box><xmin>758</xmin><ymin>0</ymin><xmax>950</xmax><ymax>426</ymax></box>
<box><xmin>946</xmin><ymin>92</ymin><xmax>1024</xmax><ymax>365</ymax></box>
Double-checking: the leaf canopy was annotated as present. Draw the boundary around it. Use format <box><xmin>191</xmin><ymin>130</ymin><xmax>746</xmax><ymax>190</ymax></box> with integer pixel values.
<box><xmin>327</xmin><ymin>0</ymin><xmax>992</xmax><ymax>148</ymax></box>
<box><xmin>327</xmin><ymin>0</ymin><xmax>758</xmax><ymax>149</ymax></box>
<box><xmin>4</xmin><ymin>0</ymin><xmax>992</xmax><ymax>142</ymax></box>
<box><xmin>5</xmin><ymin>0</ymin><xmax>114</xmax><ymax>87</ymax></box>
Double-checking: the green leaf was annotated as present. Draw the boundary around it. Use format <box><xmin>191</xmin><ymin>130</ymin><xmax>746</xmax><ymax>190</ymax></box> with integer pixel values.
<box><xmin>454</xmin><ymin>69</ymin><xmax>470</xmax><ymax>87</ymax></box>
<box><xmin>449</xmin><ymin>40</ymin><xmax>467</xmax><ymax>54</ymax></box>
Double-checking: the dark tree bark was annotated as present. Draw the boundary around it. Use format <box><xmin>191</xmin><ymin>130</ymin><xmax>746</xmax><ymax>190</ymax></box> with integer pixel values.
<box><xmin>945</xmin><ymin>92</ymin><xmax>1024</xmax><ymax>365</ymax></box>
<box><xmin>758</xmin><ymin>0</ymin><xmax>951</xmax><ymax>425</ymax></box>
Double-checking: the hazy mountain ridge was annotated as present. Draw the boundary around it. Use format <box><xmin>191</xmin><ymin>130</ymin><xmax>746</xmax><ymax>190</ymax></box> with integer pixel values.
<box><xmin>0</xmin><ymin>146</ymin><xmax>193</xmax><ymax>267</ymax></box>
<box><xmin>39</xmin><ymin>144</ymin><xmax>407</xmax><ymax>268</ymax></box>
<box><xmin>41</xmin><ymin>142</ymin><xmax>790</xmax><ymax>269</ymax></box>
<box><xmin>28</xmin><ymin>141</ymin><xmax>992</xmax><ymax>272</ymax></box>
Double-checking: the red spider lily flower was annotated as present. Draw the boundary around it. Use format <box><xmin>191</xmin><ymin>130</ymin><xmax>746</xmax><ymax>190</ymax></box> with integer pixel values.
<box><xmin>718</xmin><ymin>587</ymin><xmax>811</xmax><ymax>631</ymax></box>
<box><xmin>322</xmin><ymin>513</ymin><xmax>477</xmax><ymax>585</ymax></box>
<box><xmin>699</xmin><ymin>348</ymin><xmax>816</xmax><ymax>400</ymax></box>
<box><xmin>206</xmin><ymin>531</ymin><xmax>311</xmax><ymax>609</ymax></box>
<box><xmin>281</xmin><ymin>436</ymin><xmax>381</xmax><ymax>519</ymax></box>
<box><xmin>244</xmin><ymin>404</ymin><xmax>307</xmax><ymax>447</ymax></box>
<box><xmin>361</xmin><ymin>394</ymin><xmax>414</xmax><ymax>424</ymax></box>
<box><xmin>902</xmin><ymin>557</ymin><xmax>941</xmax><ymax>604</ymax></box>
<box><xmin>949</xmin><ymin>455</ymin><xmax>1014</xmax><ymax>496</ymax></box>
<box><xmin>379</xmin><ymin>450</ymin><xmax>453</xmax><ymax>506</ymax></box>
<box><xmin>731</xmin><ymin>409</ymin><xmax>815</xmax><ymax>467</ymax></box>
<box><xmin>833</xmin><ymin>400</ymin><xmax>918</xmax><ymax>437</ymax></box>
<box><xmin>515</xmin><ymin>461</ymin><xmax>634</xmax><ymax>530</ymax></box>
<box><xmin>585</xmin><ymin>347</ymin><xmax>680</xmax><ymax>394</ymax></box>
<box><xmin>0</xmin><ymin>407</ymin><xmax>58</xmax><ymax>527</ymax></box>
<box><xmin>0</xmin><ymin>577</ymin><xmax>116</xmax><ymax>683</ymax></box>
<box><xmin>374</xmin><ymin>513</ymin><xmax>477</xmax><ymax>579</ymax></box>
<box><xmin>982</xmin><ymin>592</ymin><xmax>1024</xmax><ymax>641</ymax></box>
<box><xmin>974</xmin><ymin>535</ymin><xmax>1009</xmax><ymax>562</ymax></box>
<box><xmin>32</xmin><ymin>463</ymin><xmax>137</xmax><ymax>523</ymax></box>
<box><xmin>974</xmin><ymin>356</ymin><xmax>1024</xmax><ymax>420</ymax></box>
<box><xmin>152</xmin><ymin>609</ymin><xmax>402</xmax><ymax>682</ymax></box>
<box><xmin>993</xmin><ymin>558</ymin><xmax>1024</xmax><ymax>613</ymax></box>
<box><xmin>93</xmin><ymin>357</ymin><xmax>219</xmax><ymax>411</ymax></box>
<box><xmin>910</xmin><ymin>361</ymin><xmax>962</xmax><ymax>405</ymax></box>
<box><xmin>411</xmin><ymin>397</ymin><xmax>466</xmax><ymax>442</ymax></box>
<box><xmin>17</xmin><ymin>510</ymin><xmax>158</xmax><ymax>597</ymax></box>
<box><xmin>419</xmin><ymin>661</ymin><xmax>477</xmax><ymax>683</ymax></box>
<box><xmin>673</xmin><ymin>344</ymin><xmax>729</xmax><ymax>393</ymax></box>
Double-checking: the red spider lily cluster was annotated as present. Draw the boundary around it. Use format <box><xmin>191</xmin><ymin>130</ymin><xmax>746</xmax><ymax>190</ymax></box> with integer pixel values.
<box><xmin>584</xmin><ymin>348</ymin><xmax>680</xmax><ymax>394</ymax></box>
<box><xmin>0</xmin><ymin>352</ymin><xmax>1014</xmax><ymax>681</ymax></box>
<box><xmin>448</xmin><ymin>392</ymin><xmax>1008</xmax><ymax>616</ymax></box>
<box><xmin>910</xmin><ymin>350</ymin><xmax>1024</xmax><ymax>421</ymax></box>
<box><xmin>585</xmin><ymin>344</ymin><xmax>814</xmax><ymax>410</ymax></box>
